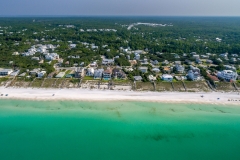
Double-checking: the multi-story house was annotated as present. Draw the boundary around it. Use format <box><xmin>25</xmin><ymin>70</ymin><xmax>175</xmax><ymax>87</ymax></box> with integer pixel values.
<box><xmin>112</xmin><ymin>68</ymin><xmax>126</xmax><ymax>79</ymax></box>
<box><xmin>187</xmin><ymin>65</ymin><xmax>201</xmax><ymax>81</ymax></box>
<box><xmin>75</xmin><ymin>67</ymin><xmax>84</xmax><ymax>78</ymax></box>
<box><xmin>217</xmin><ymin>70</ymin><xmax>238</xmax><ymax>82</ymax></box>
<box><xmin>94</xmin><ymin>69</ymin><xmax>104</xmax><ymax>79</ymax></box>
<box><xmin>103</xmin><ymin>68</ymin><xmax>112</xmax><ymax>80</ymax></box>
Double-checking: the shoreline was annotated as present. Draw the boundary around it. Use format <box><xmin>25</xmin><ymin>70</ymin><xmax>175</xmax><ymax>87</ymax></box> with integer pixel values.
<box><xmin>1</xmin><ymin>87</ymin><xmax>240</xmax><ymax>105</ymax></box>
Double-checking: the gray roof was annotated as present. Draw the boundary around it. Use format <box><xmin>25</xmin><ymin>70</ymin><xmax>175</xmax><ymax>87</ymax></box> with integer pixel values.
<box><xmin>134</xmin><ymin>76</ymin><xmax>142</xmax><ymax>81</ymax></box>
<box><xmin>0</xmin><ymin>69</ymin><xmax>13</xmax><ymax>72</ymax></box>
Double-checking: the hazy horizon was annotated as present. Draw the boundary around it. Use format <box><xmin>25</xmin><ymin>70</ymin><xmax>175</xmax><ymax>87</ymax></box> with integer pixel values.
<box><xmin>1</xmin><ymin>0</ymin><xmax>240</xmax><ymax>17</ymax></box>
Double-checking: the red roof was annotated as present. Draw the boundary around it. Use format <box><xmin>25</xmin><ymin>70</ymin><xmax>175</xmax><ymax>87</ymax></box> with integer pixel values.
<box><xmin>207</xmin><ymin>74</ymin><xmax>219</xmax><ymax>81</ymax></box>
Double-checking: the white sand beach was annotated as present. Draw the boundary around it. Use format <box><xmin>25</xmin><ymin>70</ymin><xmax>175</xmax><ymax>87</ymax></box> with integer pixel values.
<box><xmin>0</xmin><ymin>87</ymin><xmax>240</xmax><ymax>105</ymax></box>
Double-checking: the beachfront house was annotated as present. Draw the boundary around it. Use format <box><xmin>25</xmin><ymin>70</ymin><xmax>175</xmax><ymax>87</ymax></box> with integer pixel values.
<box><xmin>161</xmin><ymin>74</ymin><xmax>173</xmax><ymax>82</ymax></box>
<box><xmin>75</xmin><ymin>67</ymin><xmax>85</xmax><ymax>78</ymax></box>
<box><xmin>0</xmin><ymin>69</ymin><xmax>13</xmax><ymax>76</ymax></box>
<box><xmin>47</xmin><ymin>72</ymin><xmax>56</xmax><ymax>78</ymax></box>
<box><xmin>29</xmin><ymin>69</ymin><xmax>40</xmax><ymax>76</ymax></box>
<box><xmin>103</xmin><ymin>68</ymin><xmax>112</xmax><ymax>80</ymax></box>
<box><xmin>94</xmin><ymin>69</ymin><xmax>104</xmax><ymax>79</ymax></box>
<box><xmin>207</xmin><ymin>74</ymin><xmax>220</xmax><ymax>82</ymax></box>
<box><xmin>217</xmin><ymin>70</ymin><xmax>238</xmax><ymax>82</ymax></box>
<box><xmin>10</xmin><ymin>70</ymin><xmax>20</xmax><ymax>77</ymax></box>
<box><xmin>37</xmin><ymin>71</ymin><xmax>46</xmax><ymax>78</ymax></box>
<box><xmin>187</xmin><ymin>65</ymin><xmax>201</xmax><ymax>81</ymax></box>
<box><xmin>86</xmin><ymin>68</ymin><xmax>95</xmax><ymax>76</ymax></box>
<box><xmin>148</xmin><ymin>75</ymin><xmax>156</xmax><ymax>81</ymax></box>
<box><xmin>134</xmin><ymin>76</ymin><xmax>142</xmax><ymax>81</ymax></box>
<box><xmin>112</xmin><ymin>68</ymin><xmax>126</xmax><ymax>79</ymax></box>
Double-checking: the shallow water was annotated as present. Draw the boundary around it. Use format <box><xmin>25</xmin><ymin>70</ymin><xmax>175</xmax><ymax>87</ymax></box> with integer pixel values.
<box><xmin>0</xmin><ymin>100</ymin><xmax>240</xmax><ymax>160</ymax></box>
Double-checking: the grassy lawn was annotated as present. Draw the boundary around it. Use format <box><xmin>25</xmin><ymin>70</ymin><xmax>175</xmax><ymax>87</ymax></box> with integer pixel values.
<box><xmin>42</xmin><ymin>78</ymin><xmax>56</xmax><ymax>88</ymax></box>
<box><xmin>156</xmin><ymin>82</ymin><xmax>173</xmax><ymax>91</ymax></box>
<box><xmin>31</xmin><ymin>78</ymin><xmax>44</xmax><ymax>88</ymax></box>
<box><xmin>172</xmin><ymin>82</ymin><xmax>186</xmax><ymax>91</ymax></box>
<box><xmin>0</xmin><ymin>77</ymin><xmax>9</xmax><ymax>86</ymax></box>
<box><xmin>55</xmin><ymin>79</ymin><xmax>65</xmax><ymax>88</ymax></box>
<box><xmin>83</xmin><ymin>76</ymin><xmax>94</xmax><ymax>80</ymax></box>
<box><xmin>184</xmin><ymin>81</ymin><xmax>210</xmax><ymax>92</ymax></box>
<box><xmin>136</xmin><ymin>82</ymin><xmax>154</xmax><ymax>91</ymax></box>
<box><xmin>215</xmin><ymin>82</ymin><xmax>234</xmax><ymax>91</ymax></box>
<box><xmin>235</xmin><ymin>82</ymin><xmax>240</xmax><ymax>88</ymax></box>
<box><xmin>10</xmin><ymin>77</ymin><xmax>31</xmax><ymax>87</ymax></box>
<box><xmin>70</xmin><ymin>78</ymin><xmax>80</xmax><ymax>84</ymax></box>
<box><xmin>113</xmin><ymin>79</ymin><xmax>132</xmax><ymax>85</ymax></box>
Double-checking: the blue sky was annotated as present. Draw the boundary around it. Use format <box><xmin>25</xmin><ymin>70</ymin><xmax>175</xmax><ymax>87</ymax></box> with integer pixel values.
<box><xmin>1</xmin><ymin>0</ymin><xmax>240</xmax><ymax>16</ymax></box>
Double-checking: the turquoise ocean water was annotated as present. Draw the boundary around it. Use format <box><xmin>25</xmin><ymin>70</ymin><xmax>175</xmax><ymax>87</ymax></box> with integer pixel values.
<box><xmin>0</xmin><ymin>99</ymin><xmax>240</xmax><ymax>160</ymax></box>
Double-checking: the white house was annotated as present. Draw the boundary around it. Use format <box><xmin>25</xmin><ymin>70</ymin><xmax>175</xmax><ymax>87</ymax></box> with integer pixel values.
<box><xmin>193</xmin><ymin>55</ymin><xmax>200</xmax><ymax>59</ymax></box>
<box><xmin>148</xmin><ymin>75</ymin><xmax>156</xmax><ymax>81</ymax></box>
<box><xmin>161</xmin><ymin>74</ymin><xmax>173</xmax><ymax>82</ymax></box>
<box><xmin>94</xmin><ymin>69</ymin><xmax>104</xmax><ymax>79</ymax></box>
<box><xmin>90</xmin><ymin>62</ymin><xmax>98</xmax><ymax>67</ymax></box>
<box><xmin>139</xmin><ymin>67</ymin><xmax>148</xmax><ymax>73</ymax></box>
<box><xmin>175</xmin><ymin>64</ymin><xmax>185</xmax><ymax>73</ymax></box>
<box><xmin>0</xmin><ymin>69</ymin><xmax>13</xmax><ymax>76</ymax></box>
<box><xmin>86</xmin><ymin>68</ymin><xmax>95</xmax><ymax>76</ymax></box>
<box><xmin>141</xmin><ymin>59</ymin><xmax>148</xmax><ymax>65</ymax></box>
<box><xmin>135</xmin><ymin>53</ymin><xmax>140</xmax><ymax>60</ymax></box>
<box><xmin>55</xmin><ymin>72</ymin><xmax>65</xmax><ymax>78</ymax></box>
<box><xmin>224</xmin><ymin>65</ymin><xmax>236</xmax><ymax>71</ymax></box>
<box><xmin>102</xmin><ymin>59</ymin><xmax>114</xmax><ymax>65</ymax></box>
<box><xmin>134</xmin><ymin>76</ymin><xmax>142</xmax><ymax>81</ymax></box>
<box><xmin>12</xmin><ymin>52</ymin><xmax>19</xmax><ymax>55</ymax></box>
<box><xmin>37</xmin><ymin>71</ymin><xmax>46</xmax><ymax>78</ymax></box>
<box><xmin>187</xmin><ymin>65</ymin><xmax>201</xmax><ymax>81</ymax></box>
<box><xmin>45</xmin><ymin>53</ymin><xmax>59</xmax><ymax>61</ymax></box>
<box><xmin>162</xmin><ymin>60</ymin><xmax>169</xmax><ymax>65</ymax></box>
<box><xmin>37</xmin><ymin>46</ymin><xmax>47</xmax><ymax>53</ymax></box>
<box><xmin>220</xmin><ymin>53</ymin><xmax>228</xmax><ymax>58</ymax></box>
<box><xmin>217</xmin><ymin>70</ymin><xmax>238</xmax><ymax>81</ymax></box>
<box><xmin>69</xmin><ymin>44</ymin><xmax>76</xmax><ymax>49</ymax></box>
<box><xmin>152</xmin><ymin>68</ymin><xmax>160</xmax><ymax>73</ymax></box>
<box><xmin>151</xmin><ymin>60</ymin><xmax>159</xmax><ymax>65</ymax></box>
<box><xmin>31</xmin><ymin>57</ymin><xmax>40</xmax><ymax>61</ymax></box>
<box><xmin>10</xmin><ymin>70</ymin><xmax>20</xmax><ymax>77</ymax></box>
